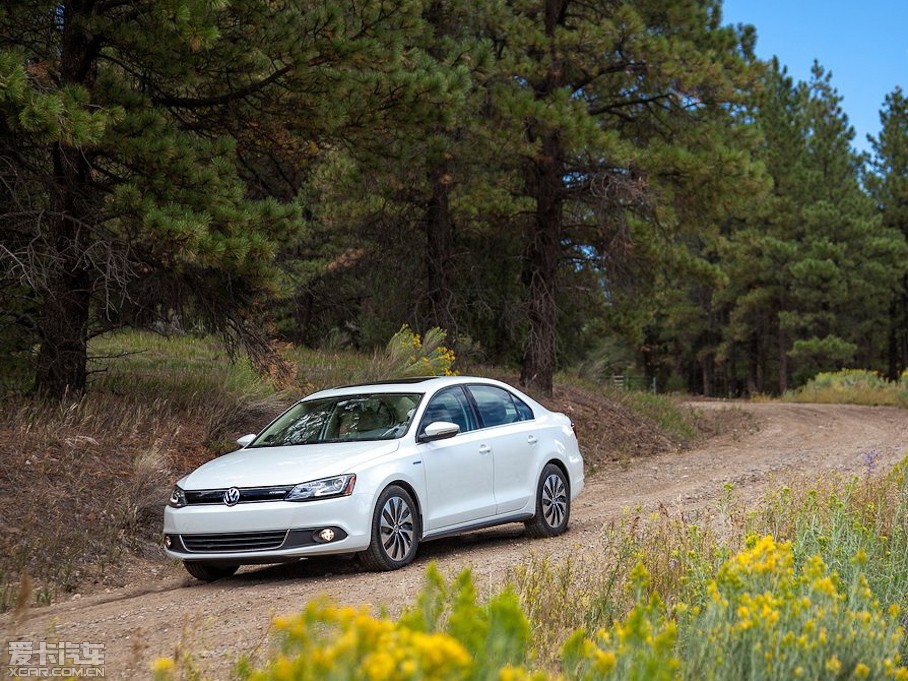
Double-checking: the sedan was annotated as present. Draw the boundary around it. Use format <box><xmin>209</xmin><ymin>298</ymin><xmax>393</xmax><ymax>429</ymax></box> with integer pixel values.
<box><xmin>163</xmin><ymin>376</ymin><xmax>584</xmax><ymax>581</ymax></box>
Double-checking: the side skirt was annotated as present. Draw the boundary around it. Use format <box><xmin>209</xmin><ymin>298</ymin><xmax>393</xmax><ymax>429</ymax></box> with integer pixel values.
<box><xmin>421</xmin><ymin>513</ymin><xmax>535</xmax><ymax>542</ymax></box>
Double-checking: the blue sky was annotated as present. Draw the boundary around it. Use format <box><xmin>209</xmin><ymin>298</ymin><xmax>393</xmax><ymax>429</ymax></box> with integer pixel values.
<box><xmin>721</xmin><ymin>0</ymin><xmax>908</xmax><ymax>155</ymax></box>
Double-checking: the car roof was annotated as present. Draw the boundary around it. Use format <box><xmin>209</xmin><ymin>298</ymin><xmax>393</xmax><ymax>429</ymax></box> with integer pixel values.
<box><xmin>304</xmin><ymin>376</ymin><xmax>538</xmax><ymax>403</ymax></box>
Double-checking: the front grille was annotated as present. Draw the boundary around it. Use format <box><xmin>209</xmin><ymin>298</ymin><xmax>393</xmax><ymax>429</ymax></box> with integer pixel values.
<box><xmin>181</xmin><ymin>530</ymin><xmax>288</xmax><ymax>552</ymax></box>
<box><xmin>185</xmin><ymin>486</ymin><xmax>294</xmax><ymax>505</ymax></box>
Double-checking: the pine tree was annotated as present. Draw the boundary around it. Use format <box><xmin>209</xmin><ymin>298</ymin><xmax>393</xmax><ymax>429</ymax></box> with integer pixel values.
<box><xmin>866</xmin><ymin>87</ymin><xmax>908</xmax><ymax>378</ymax></box>
<box><xmin>0</xmin><ymin>0</ymin><xmax>438</xmax><ymax>397</ymax></box>
<box><xmin>716</xmin><ymin>63</ymin><xmax>906</xmax><ymax>393</ymax></box>
<box><xmin>488</xmin><ymin>0</ymin><xmax>765</xmax><ymax>395</ymax></box>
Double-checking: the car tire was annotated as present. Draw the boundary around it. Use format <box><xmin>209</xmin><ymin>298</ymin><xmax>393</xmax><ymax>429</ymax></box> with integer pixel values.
<box><xmin>525</xmin><ymin>463</ymin><xmax>570</xmax><ymax>539</ymax></box>
<box><xmin>183</xmin><ymin>561</ymin><xmax>239</xmax><ymax>582</ymax></box>
<box><xmin>359</xmin><ymin>485</ymin><xmax>420</xmax><ymax>571</ymax></box>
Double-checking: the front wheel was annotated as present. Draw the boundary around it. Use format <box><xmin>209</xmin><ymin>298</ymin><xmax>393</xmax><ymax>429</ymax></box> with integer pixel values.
<box><xmin>525</xmin><ymin>463</ymin><xmax>570</xmax><ymax>539</ymax></box>
<box><xmin>359</xmin><ymin>485</ymin><xmax>419</xmax><ymax>571</ymax></box>
<box><xmin>183</xmin><ymin>561</ymin><xmax>239</xmax><ymax>582</ymax></box>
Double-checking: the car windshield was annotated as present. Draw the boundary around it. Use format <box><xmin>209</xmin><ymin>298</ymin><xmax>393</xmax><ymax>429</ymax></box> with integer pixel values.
<box><xmin>249</xmin><ymin>392</ymin><xmax>423</xmax><ymax>447</ymax></box>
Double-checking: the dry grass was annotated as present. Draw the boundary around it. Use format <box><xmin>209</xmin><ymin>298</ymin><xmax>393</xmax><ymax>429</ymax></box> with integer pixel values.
<box><xmin>0</xmin><ymin>331</ymin><xmax>698</xmax><ymax>612</ymax></box>
<box><xmin>785</xmin><ymin>369</ymin><xmax>908</xmax><ymax>407</ymax></box>
<box><xmin>0</xmin><ymin>332</ymin><xmax>287</xmax><ymax>611</ymax></box>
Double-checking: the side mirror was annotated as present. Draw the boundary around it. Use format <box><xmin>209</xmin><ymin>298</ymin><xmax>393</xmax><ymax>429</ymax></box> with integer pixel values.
<box><xmin>236</xmin><ymin>433</ymin><xmax>256</xmax><ymax>448</ymax></box>
<box><xmin>418</xmin><ymin>421</ymin><xmax>460</xmax><ymax>443</ymax></box>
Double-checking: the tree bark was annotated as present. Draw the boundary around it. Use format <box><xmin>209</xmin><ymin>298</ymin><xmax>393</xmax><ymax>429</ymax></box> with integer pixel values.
<box><xmin>888</xmin><ymin>281</ymin><xmax>908</xmax><ymax>381</ymax></box>
<box><xmin>519</xmin><ymin>0</ymin><xmax>567</xmax><ymax>397</ymax></box>
<box><xmin>33</xmin><ymin>3</ymin><xmax>97</xmax><ymax>398</ymax></box>
<box><xmin>520</xmin><ymin>131</ymin><xmax>563</xmax><ymax>396</ymax></box>
<box><xmin>34</xmin><ymin>188</ymin><xmax>92</xmax><ymax>398</ymax></box>
<box><xmin>424</xmin><ymin>159</ymin><xmax>456</xmax><ymax>340</ymax></box>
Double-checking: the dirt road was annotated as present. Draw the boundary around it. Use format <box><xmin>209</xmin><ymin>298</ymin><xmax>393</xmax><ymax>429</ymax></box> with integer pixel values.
<box><xmin>3</xmin><ymin>401</ymin><xmax>907</xmax><ymax>678</ymax></box>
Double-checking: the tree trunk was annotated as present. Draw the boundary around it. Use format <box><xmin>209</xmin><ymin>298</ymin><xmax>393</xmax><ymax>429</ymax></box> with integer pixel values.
<box><xmin>520</xmin><ymin>131</ymin><xmax>563</xmax><ymax>396</ymax></box>
<box><xmin>424</xmin><ymin>159</ymin><xmax>456</xmax><ymax>339</ymax></box>
<box><xmin>519</xmin><ymin>0</ymin><xmax>566</xmax><ymax>397</ymax></box>
<box><xmin>777</xmin><ymin>326</ymin><xmax>788</xmax><ymax>394</ymax></box>
<box><xmin>889</xmin><ymin>281</ymin><xmax>908</xmax><ymax>381</ymax></box>
<box><xmin>33</xmin><ymin>3</ymin><xmax>97</xmax><ymax>398</ymax></box>
<box><xmin>887</xmin><ymin>297</ymin><xmax>899</xmax><ymax>381</ymax></box>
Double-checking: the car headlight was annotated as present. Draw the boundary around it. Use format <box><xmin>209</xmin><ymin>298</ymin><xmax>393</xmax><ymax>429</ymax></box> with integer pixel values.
<box><xmin>169</xmin><ymin>485</ymin><xmax>187</xmax><ymax>508</ymax></box>
<box><xmin>285</xmin><ymin>474</ymin><xmax>356</xmax><ymax>502</ymax></box>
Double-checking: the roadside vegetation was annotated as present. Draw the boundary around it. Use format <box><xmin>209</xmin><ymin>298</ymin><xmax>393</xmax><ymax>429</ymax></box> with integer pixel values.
<box><xmin>786</xmin><ymin>369</ymin><xmax>908</xmax><ymax>408</ymax></box>
<box><xmin>151</xmin><ymin>460</ymin><xmax>908</xmax><ymax>680</ymax></box>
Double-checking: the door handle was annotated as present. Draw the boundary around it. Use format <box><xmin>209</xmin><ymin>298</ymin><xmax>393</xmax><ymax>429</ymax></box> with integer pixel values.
<box><xmin>478</xmin><ymin>444</ymin><xmax>491</xmax><ymax>455</ymax></box>
<box><xmin>527</xmin><ymin>435</ymin><xmax>538</xmax><ymax>445</ymax></box>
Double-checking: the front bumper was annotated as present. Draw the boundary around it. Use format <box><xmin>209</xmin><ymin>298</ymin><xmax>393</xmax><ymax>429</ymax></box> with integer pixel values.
<box><xmin>163</xmin><ymin>492</ymin><xmax>373</xmax><ymax>562</ymax></box>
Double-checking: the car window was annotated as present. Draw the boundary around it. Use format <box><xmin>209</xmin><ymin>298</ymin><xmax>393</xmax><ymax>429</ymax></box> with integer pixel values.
<box><xmin>468</xmin><ymin>384</ymin><xmax>534</xmax><ymax>428</ymax></box>
<box><xmin>514</xmin><ymin>395</ymin><xmax>534</xmax><ymax>420</ymax></box>
<box><xmin>250</xmin><ymin>393</ymin><xmax>422</xmax><ymax>446</ymax></box>
<box><xmin>419</xmin><ymin>386</ymin><xmax>477</xmax><ymax>435</ymax></box>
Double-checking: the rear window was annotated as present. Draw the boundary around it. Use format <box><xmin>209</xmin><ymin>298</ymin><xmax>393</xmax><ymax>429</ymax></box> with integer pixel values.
<box><xmin>468</xmin><ymin>384</ymin><xmax>534</xmax><ymax>428</ymax></box>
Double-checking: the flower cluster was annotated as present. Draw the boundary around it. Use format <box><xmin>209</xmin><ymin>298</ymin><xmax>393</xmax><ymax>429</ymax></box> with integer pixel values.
<box><xmin>255</xmin><ymin>599</ymin><xmax>472</xmax><ymax>681</ymax></box>
<box><xmin>384</xmin><ymin>324</ymin><xmax>457</xmax><ymax>377</ymax></box>
<box><xmin>560</xmin><ymin>536</ymin><xmax>908</xmax><ymax>681</ymax></box>
<box><xmin>682</xmin><ymin>535</ymin><xmax>907</xmax><ymax>680</ymax></box>
<box><xmin>149</xmin><ymin>565</ymin><xmax>544</xmax><ymax>681</ymax></box>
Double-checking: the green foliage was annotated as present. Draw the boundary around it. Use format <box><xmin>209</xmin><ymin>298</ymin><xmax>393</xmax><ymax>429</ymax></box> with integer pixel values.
<box><xmin>152</xmin><ymin>565</ymin><xmax>543</xmax><ymax>681</ymax></box>
<box><xmin>562</xmin><ymin>565</ymin><xmax>680</xmax><ymax>681</ymax></box>
<box><xmin>364</xmin><ymin>324</ymin><xmax>457</xmax><ymax>381</ymax></box>
<box><xmin>680</xmin><ymin>536</ymin><xmax>906</xmax><ymax>680</ymax></box>
<box><xmin>0</xmin><ymin>0</ymin><xmax>470</xmax><ymax>397</ymax></box>
<box><xmin>786</xmin><ymin>369</ymin><xmax>908</xmax><ymax>406</ymax></box>
<box><xmin>651</xmin><ymin>60</ymin><xmax>908</xmax><ymax>397</ymax></box>
<box><xmin>867</xmin><ymin>87</ymin><xmax>908</xmax><ymax>379</ymax></box>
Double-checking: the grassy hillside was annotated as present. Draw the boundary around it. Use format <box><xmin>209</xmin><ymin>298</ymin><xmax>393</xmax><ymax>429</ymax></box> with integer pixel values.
<box><xmin>0</xmin><ymin>330</ymin><xmax>699</xmax><ymax>611</ymax></box>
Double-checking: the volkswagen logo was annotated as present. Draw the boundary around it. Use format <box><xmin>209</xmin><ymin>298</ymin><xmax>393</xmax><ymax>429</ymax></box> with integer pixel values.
<box><xmin>223</xmin><ymin>487</ymin><xmax>241</xmax><ymax>506</ymax></box>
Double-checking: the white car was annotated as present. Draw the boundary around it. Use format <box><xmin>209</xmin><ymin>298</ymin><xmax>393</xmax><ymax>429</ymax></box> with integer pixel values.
<box><xmin>163</xmin><ymin>376</ymin><xmax>584</xmax><ymax>581</ymax></box>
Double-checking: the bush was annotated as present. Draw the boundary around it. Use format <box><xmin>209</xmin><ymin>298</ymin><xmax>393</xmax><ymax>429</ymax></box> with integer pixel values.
<box><xmin>153</xmin><ymin>564</ymin><xmax>544</xmax><ymax>681</ymax></box>
<box><xmin>680</xmin><ymin>536</ymin><xmax>906</xmax><ymax>680</ymax></box>
<box><xmin>787</xmin><ymin>369</ymin><xmax>908</xmax><ymax>407</ymax></box>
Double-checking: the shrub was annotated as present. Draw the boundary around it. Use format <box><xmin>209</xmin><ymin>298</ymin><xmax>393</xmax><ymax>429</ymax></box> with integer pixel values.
<box><xmin>562</xmin><ymin>564</ymin><xmax>680</xmax><ymax>681</ymax></box>
<box><xmin>373</xmin><ymin>324</ymin><xmax>457</xmax><ymax>379</ymax></box>
<box><xmin>153</xmin><ymin>564</ymin><xmax>545</xmax><ymax>681</ymax></box>
<box><xmin>680</xmin><ymin>535</ymin><xmax>907</xmax><ymax>680</ymax></box>
<box><xmin>787</xmin><ymin>369</ymin><xmax>908</xmax><ymax>407</ymax></box>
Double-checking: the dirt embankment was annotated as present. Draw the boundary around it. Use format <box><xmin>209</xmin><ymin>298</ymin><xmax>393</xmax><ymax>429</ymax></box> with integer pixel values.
<box><xmin>3</xmin><ymin>401</ymin><xmax>907</xmax><ymax>678</ymax></box>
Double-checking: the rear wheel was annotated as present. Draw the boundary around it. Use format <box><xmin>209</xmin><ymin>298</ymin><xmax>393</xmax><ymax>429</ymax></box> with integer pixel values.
<box><xmin>525</xmin><ymin>463</ymin><xmax>570</xmax><ymax>539</ymax></box>
<box><xmin>183</xmin><ymin>561</ymin><xmax>239</xmax><ymax>582</ymax></box>
<box><xmin>359</xmin><ymin>485</ymin><xmax>419</xmax><ymax>571</ymax></box>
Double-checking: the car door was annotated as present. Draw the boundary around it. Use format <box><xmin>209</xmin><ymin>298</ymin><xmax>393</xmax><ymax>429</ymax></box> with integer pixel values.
<box><xmin>418</xmin><ymin>386</ymin><xmax>495</xmax><ymax>530</ymax></box>
<box><xmin>467</xmin><ymin>384</ymin><xmax>538</xmax><ymax>515</ymax></box>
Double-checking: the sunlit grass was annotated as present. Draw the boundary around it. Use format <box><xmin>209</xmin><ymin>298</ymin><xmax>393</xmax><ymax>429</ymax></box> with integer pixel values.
<box><xmin>785</xmin><ymin>369</ymin><xmax>908</xmax><ymax>407</ymax></box>
<box><xmin>89</xmin><ymin>330</ymin><xmax>271</xmax><ymax>399</ymax></box>
<box><xmin>616</xmin><ymin>389</ymin><xmax>698</xmax><ymax>441</ymax></box>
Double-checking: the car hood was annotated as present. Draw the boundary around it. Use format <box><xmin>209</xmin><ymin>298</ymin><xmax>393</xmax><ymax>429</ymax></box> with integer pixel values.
<box><xmin>179</xmin><ymin>440</ymin><xmax>401</xmax><ymax>489</ymax></box>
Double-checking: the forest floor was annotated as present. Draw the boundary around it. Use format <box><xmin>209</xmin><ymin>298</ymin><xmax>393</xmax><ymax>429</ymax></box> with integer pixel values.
<box><xmin>3</xmin><ymin>400</ymin><xmax>908</xmax><ymax>678</ymax></box>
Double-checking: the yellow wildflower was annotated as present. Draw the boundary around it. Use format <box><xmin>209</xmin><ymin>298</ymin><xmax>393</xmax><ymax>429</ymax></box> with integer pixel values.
<box><xmin>594</xmin><ymin>650</ymin><xmax>617</xmax><ymax>674</ymax></box>
<box><xmin>150</xmin><ymin>658</ymin><xmax>175</xmax><ymax>675</ymax></box>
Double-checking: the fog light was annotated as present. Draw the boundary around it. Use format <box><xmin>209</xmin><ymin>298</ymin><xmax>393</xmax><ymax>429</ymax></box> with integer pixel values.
<box><xmin>317</xmin><ymin>528</ymin><xmax>336</xmax><ymax>542</ymax></box>
<box><xmin>164</xmin><ymin>534</ymin><xmax>172</xmax><ymax>548</ymax></box>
